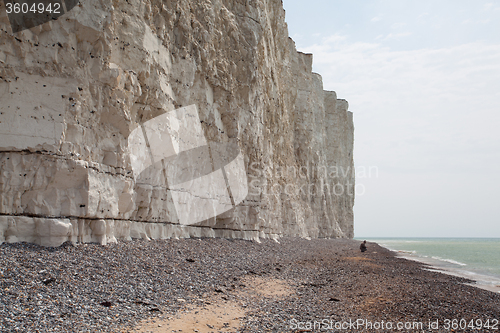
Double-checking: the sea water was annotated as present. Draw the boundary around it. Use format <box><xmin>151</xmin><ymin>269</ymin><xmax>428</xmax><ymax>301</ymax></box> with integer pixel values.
<box><xmin>364</xmin><ymin>238</ymin><xmax>500</xmax><ymax>293</ymax></box>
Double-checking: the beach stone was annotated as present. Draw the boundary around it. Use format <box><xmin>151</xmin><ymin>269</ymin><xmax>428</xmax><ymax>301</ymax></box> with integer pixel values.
<box><xmin>0</xmin><ymin>0</ymin><xmax>354</xmax><ymax>246</ymax></box>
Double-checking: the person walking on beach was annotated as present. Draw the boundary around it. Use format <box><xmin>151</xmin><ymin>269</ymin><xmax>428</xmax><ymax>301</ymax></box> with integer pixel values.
<box><xmin>360</xmin><ymin>240</ymin><xmax>367</xmax><ymax>252</ymax></box>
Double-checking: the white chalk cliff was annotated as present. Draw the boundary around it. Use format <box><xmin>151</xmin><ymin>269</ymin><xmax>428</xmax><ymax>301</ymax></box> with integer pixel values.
<box><xmin>0</xmin><ymin>0</ymin><xmax>354</xmax><ymax>246</ymax></box>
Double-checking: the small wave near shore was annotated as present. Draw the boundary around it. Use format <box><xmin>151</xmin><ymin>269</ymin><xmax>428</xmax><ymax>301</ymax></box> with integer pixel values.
<box><xmin>371</xmin><ymin>238</ymin><xmax>500</xmax><ymax>294</ymax></box>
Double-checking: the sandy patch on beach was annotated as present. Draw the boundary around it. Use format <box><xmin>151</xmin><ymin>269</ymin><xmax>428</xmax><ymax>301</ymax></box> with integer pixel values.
<box><xmin>344</xmin><ymin>256</ymin><xmax>374</xmax><ymax>262</ymax></box>
<box><xmin>358</xmin><ymin>296</ymin><xmax>393</xmax><ymax>314</ymax></box>
<box><xmin>241</xmin><ymin>276</ymin><xmax>294</xmax><ymax>298</ymax></box>
<box><xmin>345</xmin><ymin>256</ymin><xmax>383</xmax><ymax>269</ymax></box>
<box><xmin>134</xmin><ymin>300</ymin><xmax>244</xmax><ymax>333</ymax></box>
<box><xmin>132</xmin><ymin>277</ymin><xmax>294</xmax><ymax>332</ymax></box>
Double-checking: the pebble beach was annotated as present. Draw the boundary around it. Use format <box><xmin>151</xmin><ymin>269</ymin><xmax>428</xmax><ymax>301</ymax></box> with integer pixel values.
<box><xmin>1</xmin><ymin>238</ymin><xmax>499</xmax><ymax>332</ymax></box>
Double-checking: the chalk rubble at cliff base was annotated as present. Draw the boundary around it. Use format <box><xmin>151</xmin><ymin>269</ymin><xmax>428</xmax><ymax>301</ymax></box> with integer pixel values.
<box><xmin>0</xmin><ymin>215</ymin><xmax>278</xmax><ymax>247</ymax></box>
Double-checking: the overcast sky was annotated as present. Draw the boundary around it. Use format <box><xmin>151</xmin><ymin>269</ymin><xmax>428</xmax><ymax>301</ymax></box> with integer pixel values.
<box><xmin>282</xmin><ymin>0</ymin><xmax>500</xmax><ymax>238</ymax></box>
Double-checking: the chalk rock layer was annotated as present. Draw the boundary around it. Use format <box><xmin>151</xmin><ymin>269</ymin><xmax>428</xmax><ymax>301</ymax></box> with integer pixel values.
<box><xmin>0</xmin><ymin>0</ymin><xmax>354</xmax><ymax>246</ymax></box>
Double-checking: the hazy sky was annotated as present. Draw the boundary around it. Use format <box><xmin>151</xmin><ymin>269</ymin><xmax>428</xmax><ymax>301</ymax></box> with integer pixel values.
<box><xmin>282</xmin><ymin>0</ymin><xmax>500</xmax><ymax>238</ymax></box>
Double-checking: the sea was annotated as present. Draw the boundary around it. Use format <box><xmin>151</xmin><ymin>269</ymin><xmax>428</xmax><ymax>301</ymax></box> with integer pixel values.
<box><xmin>364</xmin><ymin>238</ymin><xmax>500</xmax><ymax>293</ymax></box>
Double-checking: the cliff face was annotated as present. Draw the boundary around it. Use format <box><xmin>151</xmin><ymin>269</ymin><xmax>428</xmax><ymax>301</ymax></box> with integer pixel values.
<box><xmin>0</xmin><ymin>0</ymin><xmax>354</xmax><ymax>246</ymax></box>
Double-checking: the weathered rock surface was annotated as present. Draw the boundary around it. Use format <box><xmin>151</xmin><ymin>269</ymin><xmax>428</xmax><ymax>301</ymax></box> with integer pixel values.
<box><xmin>0</xmin><ymin>0</ymin><xmax>354</xmax><ymax>246</ymax></box>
